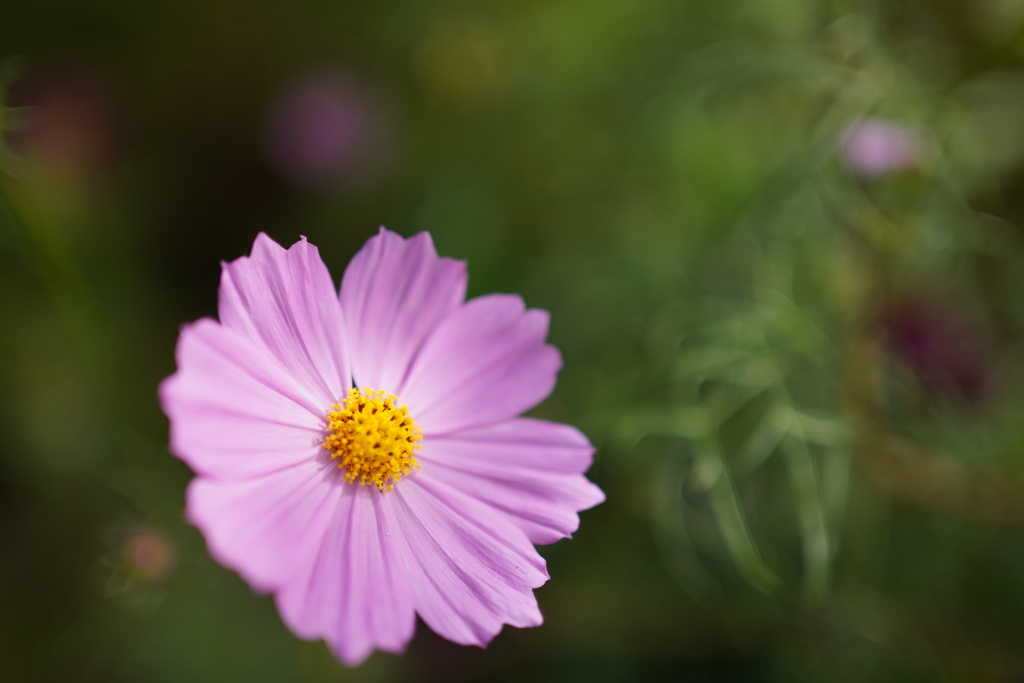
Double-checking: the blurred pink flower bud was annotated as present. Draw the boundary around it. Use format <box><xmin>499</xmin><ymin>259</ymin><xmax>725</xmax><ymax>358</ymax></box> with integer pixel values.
<box><xmin>841</xmin><ymin>118</ymin><xmax>922</xmax><ymax>178</ymax></box>
<box><xmin>122</xmin><ymin>526</ymin><xmax>176</xmax><ymax>581</ymax></box>
<box><xmin>263</xmin><ymin>68</ymin><xmax>393</xmax><ymax>190</ymax></box>
<box><xmin>5</xmin><ymin>66</ymin><xmax>121</xmax><ymax>182</ymax></box>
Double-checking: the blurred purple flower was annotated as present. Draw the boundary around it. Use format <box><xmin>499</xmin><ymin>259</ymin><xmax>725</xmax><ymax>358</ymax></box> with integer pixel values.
<box><xmin>263</xmin><ymin>69</ymin><xmax>392</xmax><ymax>190</ymax></box>
<box><xmin>5</xmin><ymin>66</ymin><xmax>120</xmax><ymax>182</ymax></box>
<box><xmin>882</xmin><ymin>294</ymin><xmax>991</xmax><ymax>402</ymax></box>
<box><xmin>841</xmin><ymin>118</ymin><xmax>922</xmax><ymax>178</ymax></box>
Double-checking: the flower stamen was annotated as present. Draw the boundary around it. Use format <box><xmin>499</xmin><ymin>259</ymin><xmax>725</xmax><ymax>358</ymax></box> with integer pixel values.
<box><xmin>322</xmin><ymin>388</ymin><xmax>422</xmax><ymax>492</ymax></box>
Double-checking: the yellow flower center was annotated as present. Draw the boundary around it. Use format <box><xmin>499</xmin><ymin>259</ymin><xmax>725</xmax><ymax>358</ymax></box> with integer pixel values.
<box><xmin>322</xmin><ymin>387</ymin><xmax>422</xmax><ymax>492</ymax></box>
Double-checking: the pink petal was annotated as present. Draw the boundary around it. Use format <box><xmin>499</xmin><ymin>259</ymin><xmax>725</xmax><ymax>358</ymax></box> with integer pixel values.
<box><xmin>420</xmin><ymin>418</ymin><xmax>605</xmax><ymax>545</ymax></box>
<box><xmin>218</xmin><ymin>234</ymin><xmax>349</xmax><ymax>407</ymax></box>
<box><xmin>160</xmin><ymin>318</ymin><xmax>326</xmax><ymax>481</ymax></box>
<box><xmin>399</xmin><ymin>295</ymin><xmax>562</xmax><ymax>435</ymax></box>
<box><xmin>340</xmin><ymin>228</ymin><xmax>467</xmax><ymax>392</ymax></box>
<box><xmin>275</xmin><ymin>485</ymin><xmax>416</xmax><ymax>666</ymax></box>
<box><xmin>392</xmin><ymin>478</ymin><xmax>547</xmax><ymax>647</ymax></box>
<box><xmin>186</xmin><ymin>458</ymin><xmax>339</xmax><ymax>593</ymax></box>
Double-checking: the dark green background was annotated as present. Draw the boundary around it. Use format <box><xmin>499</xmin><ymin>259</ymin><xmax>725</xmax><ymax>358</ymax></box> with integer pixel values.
<box><xmin>4</xmin><ymin>1</ymin><xmax>1024</xmax><ymax>681</ymax></box>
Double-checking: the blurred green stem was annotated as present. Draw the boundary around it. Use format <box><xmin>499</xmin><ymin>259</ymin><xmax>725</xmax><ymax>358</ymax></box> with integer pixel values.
<box><xmin>780</xmin><ymin>430</ymin><xmax>831</xmax><ymax>603</ymax></box>
<box><xmin>695</xmin><ymin>437</ymin><xmax>781</xmax><ymax>595</ymax></box>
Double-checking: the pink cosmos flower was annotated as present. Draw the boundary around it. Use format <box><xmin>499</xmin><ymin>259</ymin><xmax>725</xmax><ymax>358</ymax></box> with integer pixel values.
<box><xmin>159</xmin><ymin>228</ymin><xmax>604</xmax><ymax>666</ymax></box>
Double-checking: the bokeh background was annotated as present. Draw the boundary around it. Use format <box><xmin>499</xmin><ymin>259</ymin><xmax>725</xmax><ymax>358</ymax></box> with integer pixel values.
<box><xmin>4</xmin><ymin>1</ymin><xmax>1024</xmax><ymax>681</ymax></box>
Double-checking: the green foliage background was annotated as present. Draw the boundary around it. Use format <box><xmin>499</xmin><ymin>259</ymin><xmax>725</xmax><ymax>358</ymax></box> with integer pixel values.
<box><xmin>4</xmin><ymin>1</ymin><xmax>1024</xmax><ymax>680</ymax></box>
